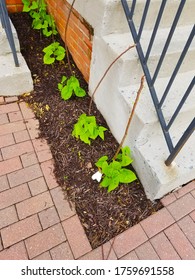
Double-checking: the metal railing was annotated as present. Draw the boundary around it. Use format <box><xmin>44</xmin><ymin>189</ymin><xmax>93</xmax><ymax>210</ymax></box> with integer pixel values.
<box><xmin>121</xmin><ymin>0</ymin><xmax>195</xmax><ymax>166</ymax></box>
<box><xmin>0</xmin><ymin>0</ymin><xmax>19</xmax><ymax>66</ymax></box>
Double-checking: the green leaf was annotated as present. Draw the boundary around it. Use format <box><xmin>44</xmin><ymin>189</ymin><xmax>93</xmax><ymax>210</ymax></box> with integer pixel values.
<box><xmin>100</xmin><ymin>176</ymin><xmax>111</xmax><ymax>188</ymax></box>
<box><xmin>119</xmin><ymin>168</ymin><xmax>137</xmax><ymax>184</ymax></box>
<box><xmin>95</xmin><ymin>156</ymin><xmax>108</xmax><ymax>168</ymax></box>
<box><xmin>110</xmin><ymin>161</ymin><xmax>121</xmax><ymax>170</ymax></box>
<box><xmin>61</xmin><ymin>86</ymin><xmax>73</xmax><ymax>100</ymax></box>
<box><xmin>98</xmin><ymin>126</ymin><xmax>107</xmax><ymax>140</ymax></box>
<box><xmin>102</xmin><ymin>161</ymin><xmax>109</xmax><ymax>175</ymax></box>
<box><xmin>43</xmin><ymin>54</ymin><xmax>55</xmax><ymax>64</ymax></box>
<box><xmin>121</xmin><ymin>155</ymin><xmax>133</xmax><ymax>167</ymax></box>
<box><xmin>75</xmin><ymin>87</ymin><xmax>86</xmax><ymax>97</ymax></box>
<box><xmin>80</xmin><ymin>132</ymin><xmax>90</xmax><ymax>145</ymax></box>
<box><xmin>61</xmin><ymin>76</ymin><xmax>67</xmax><ymax>84</ymax></box>
<box><xmin>107</xmin><ymin>177</ymin><xmax>120</xmax><ymax>192</ymax></box>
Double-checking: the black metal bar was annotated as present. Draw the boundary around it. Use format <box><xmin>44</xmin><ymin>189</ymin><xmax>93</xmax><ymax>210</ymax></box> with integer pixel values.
<box><xmin>0</xmin><ymin>0</ymin><xmax>19</xmax><ymax>67</ymax></box>
<box><xmin>152</xmin><ymin>0</ymin><xmax>186</xmax><ymax>84</ymax></box>
<box><xmin>165</xmin><ymin>118</ymin><xmax>195</xmax><ymax>165</ymax></box>
<box><xmin>145</xmin><ymin>0</ymin><xmax>167</xmax><ymax>62</ymax></box>
<box><xmin>121</xmin><ymin>0</ymin><xmax>174</xmax><ymax>153</ymax></box>
<box><xmin>130</xmin><ymin>0</ymin><xmax>136</xmax><ymax>18</ymax></box>
<box><xmin>137</xmin><ymin>0</ymin><xmax>150</xmax><ymax>40</ymax></box>
<box><xmin>166</xmin><ymin>77</ymin><xmax>195</xmax><ymax>131</ymax></box>
<box><xmin>159</xmin><ymin>25</ymin><xmax>195</xmax><ymax>107</ymax></box>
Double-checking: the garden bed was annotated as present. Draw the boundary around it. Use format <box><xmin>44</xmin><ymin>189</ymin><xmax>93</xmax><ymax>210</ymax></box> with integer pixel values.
<box><xmin>10</xmin><ymin>12</ymin><xmax>163</xmax><ymax>249</ymax></box>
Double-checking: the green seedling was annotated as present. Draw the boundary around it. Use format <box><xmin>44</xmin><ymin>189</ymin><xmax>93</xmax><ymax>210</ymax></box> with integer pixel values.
<box><xmin>43</xmin><ymin>42</ymin><xmax>65</xmax><ymax>64</ymax></box>
<box><xmin>95</xmin><ymin>146</ymin><xmax>137</xmax><ymax>192</ymax></box>
<box><xmin>72</xmin><ymin>114</ymin><xmax>107</xmax><ymax>145</ymax></box>
<box><xmin>58</xmin><ymin>75</ymin><xmax>86</xmax><ymax>100</ymax></box>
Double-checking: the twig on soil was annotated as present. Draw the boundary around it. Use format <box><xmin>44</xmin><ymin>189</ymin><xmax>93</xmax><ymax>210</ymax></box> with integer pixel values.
<box><xmin>88</xmin><ymin>44</ymin><xmax>136</xmax><ymax>115</ymax></box>
<box><xmin>113</xmin><ymin>75</ymin><xmax>145</xmax><ymax>160</ymax></box>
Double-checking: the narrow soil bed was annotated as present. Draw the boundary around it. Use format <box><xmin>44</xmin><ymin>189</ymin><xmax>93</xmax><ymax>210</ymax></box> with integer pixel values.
<box><xmin>10</xmin><ymin>12</ymin><xmax>163</xmax><ymax>249</ymax></box>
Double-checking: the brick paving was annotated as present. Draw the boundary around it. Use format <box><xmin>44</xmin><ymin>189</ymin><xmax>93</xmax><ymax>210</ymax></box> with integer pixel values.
<box><xmin>0</xmin><ymin>96</ymin><xmax>195</xmax><ymax>260</ymax></box>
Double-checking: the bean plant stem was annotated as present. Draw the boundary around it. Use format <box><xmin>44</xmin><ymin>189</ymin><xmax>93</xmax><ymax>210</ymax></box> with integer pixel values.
<box><xmin>88</xmin><ymin>44</ymin><xmax>136</xmax><ymax>115</ymax></box>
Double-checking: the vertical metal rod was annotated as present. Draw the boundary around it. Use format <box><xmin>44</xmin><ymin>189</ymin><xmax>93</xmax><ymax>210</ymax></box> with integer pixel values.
<box><xmin>145</xmin><ymin>0</ymin><xmax>167</xmax><ymax>62</ymax></box>
<box><xmin>166</xmin><ymin>77</ymin><xmax>195</xmax><ymax>130</ymax></box>
<box><xmin>0</xmin><ymin>0</ymin><xmax>19</xmax><ymax>67</ymax></box>
<box><xmin>159</xmin><ymin>25</ymin><xmax>195</xmax><ymax>107</ymax></box>
<box><xmin>137</xmin><ymin>0</ymin><xmax>150</xmax><ymax>40</ymax></box>
<box><xmin>165</xmin><ymin>118</ymin><xmax>195</xmax><ymax>165</ymax></box>
<box><xmin>152</xmin><ymin>0</ymin><xmax>186</xmax><ymax>84</ymax></box>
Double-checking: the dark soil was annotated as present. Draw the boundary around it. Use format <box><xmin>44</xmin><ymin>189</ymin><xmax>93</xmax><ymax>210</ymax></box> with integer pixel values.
<box><xmin>10</xmin><ymin>12</ymin><xmax>163</xmax><ymax>249</ymax></box>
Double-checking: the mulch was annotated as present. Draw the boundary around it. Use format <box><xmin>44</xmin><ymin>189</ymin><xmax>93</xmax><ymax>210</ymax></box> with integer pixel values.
<box><xmin>10</xmin><ymin>12</ymin><xmax>163</xmax><ymax>249</ymax></box>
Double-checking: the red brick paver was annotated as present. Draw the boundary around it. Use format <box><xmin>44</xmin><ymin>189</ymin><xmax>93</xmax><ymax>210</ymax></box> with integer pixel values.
<box><xmin>0</xmin><ymin>99</ymin><xmax>195</xmax><ymax>260</ymax></box>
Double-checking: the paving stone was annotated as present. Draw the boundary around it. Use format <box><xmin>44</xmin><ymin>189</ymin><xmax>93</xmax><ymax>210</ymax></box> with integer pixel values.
<box><xmin>8</xmin><ymin>111</ymin><xmax>23</xmax><ymax>122</ymax></box>
<box><xmin>0</xmin><ymin>152</ymin><xmax>2</xmax><ymax>162</ymax></box>
<box><xmin>140</xmin><ymin>208</ymin><xmax>175</xmax><ymax>238</ymax></box>
<box><xmin>50</xmin><ymin>242</ymin><xmax>74</xmax><ymax>260</ymax></box>
<box><xmin>0</xmin><ymin>134</ymin><xmax>15</xmax><ymax>149</ymax></box>
<box><xmin>19</xmin><ymin>102</ymin><xmax>35</xmax><ymax>119</ymax></box>
<box><xmin>37</xmin><ymin>150</ymin><xmax>52</xmax><ymax>163</ymax></box>
<box><xmin>0</xmin><ymin>157</ymin><xmax>22</xmax><ymax>177</ymax></box>
<box><xmin>62</xmin><ymin>215</ymin><xmax>91</xmax><ymax>259</ymax></box>
<box><xmin>21</xmin><ymin>152</ymin><xmax>38</xmax><ymax>167</ymax></box>
<box><xmin>1</xmin><ymin>215</ymin><xmax>42</xmax><ymax>248</ymax></box>
<box><xmin>25</xmin><ymin>118</ymin><xmax>39</xmax><ymax>139</ymax></box>
<box><xmin>135</xmin><ymin>241</ymin><xmax>160</xmax><ymax>260</ymax></box>
<box><xmin>190</xmin><ymin>210</ymin><xmax>195</xmax><ymax>221</ymax></box>
<box><xmin>41</xmin><ymin>160</ymin><xmax>58</xmax><ymax>189</ymax></box>
<box><xmin>0</xmin><ymin>241</ymin><xmax>28</xmax><ymax>260</ymax></box>
<box><xmin>0</xmin><ymin>96</ymin><xmax>4</xmax><ymax>104</ymax></box>
<box><xmin>39</xmin><ymin>206</ymin><xmax>60</xmax><ymax>229</ymax></box>
<box><xmin>25</xmin><ymin>223</ymin><xmax>66</xmax><ymax>259</ymax></box>
<box><xmin>0</xmin><ymin>114</ymin><xmax>9</xmax><ymax>125</ymax></box>
<box><xmin>32</xmin><ymin>138</ymin><xmax>50</xmax><ymax>152</ymax></box>
<box><xmin>0</xmin><ymin>121</ymin><xmax>26</xmax><ymax>136</ymax></box>
<box><xmin>0</xmin><ymin>103</ymin><xmax>19</xmax><ymax>115</ymax></box>
<box><xmin>1</xmin><ymin>140</ymin><xmax>34</xmax><ymax>160</ymax></box>
<box><xmin>178</xmin><ymin>216</ymin><xmax>195</xmax><ymax>248</ymax></box>
<box><xmin>0</xmin><ymin>206</ymin><xmax>18</xmax><ymax>229</ymax></box>
<box><xmin>113</xmin><ymin>224</ymin><xmax>148</xmax><ymax>258</ymax></box>
<box><xmin>0</xmin><ymin>237</ymin><xmax>3</xmax><ymax>251</ymax></box>
<box><xmin>167</xmin><ymin>193</ymin><xmax>195</xmax><ymax>221</ymax></box>
<box><xmin>0</xmin><ymin>183</ymin><xmax>31</xmax><ymax>209</ymax></box>
<box><xmin>0</xmin><ymin>175</ymin><xmax>9</xmax><ymax>192</ymax></box>
<box><xmin>5</xmin><ymin>97</ymin><xmax>18</xmax><ymax>103</ymax></box>
<box><xmin>14</xmin><ymin>130</ymin><xmax>30</xmax><ymax>143</ymax></box>
<box><xmin>164</xmin><ymin>224</ymin><xmax>195</xmax><ymax>260</ymax></box>
<box><xmin>33</xmin><ymin>251</ymin><xmax>52</xmax><ymax>260</ymax></box>
<box><xmin>151</xmin><ymin>232</ymin><xmax>181</xmax><ymax>260</ymax></box>
<box><xmin>28</xmin><ymin>177</ymin><xmax>48</xmax><ymax>196</ymax></box>
<box><xmin>160</xmin><ymin>192</ymin><xmax>176</xmax><ymax>206</ymax></box>
<box><xmin>51</xmin><ymin>187</ymin><xmax>75</xmax><ymax>221</ymax></box>
<box><xmin>174</xmin><ymin>181</ymin><xmax>195</xmax><ymax>198</ymax></box>
<box><xmin>16</xmin><ymin>191</ymin><xmax>53</xmax><ymax>219</ymax></box>
<box><xmin>8</xmin><ymin>164</ymin><xmax>42</xmax><ymax>187</ymax></box>
<box><xmin>120</xmin><ymin>251</ymin><xmax>139</xmax><ymax>260</ymax></box>
<box><xmin>191</xmin><ymin>189</ymin><xmax>195</xmax><ymax>198</ymax></box>
<box><xmin>79</xmin><ymin>241</ymin><xmax>117</xmax><ymax>260</ymax></box>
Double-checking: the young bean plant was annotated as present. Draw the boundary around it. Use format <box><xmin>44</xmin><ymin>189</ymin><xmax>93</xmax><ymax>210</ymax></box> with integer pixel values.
<box><xmin>58</xmin><ymin>76</ymin><xmax>86</xmax><ymax>100</ymax></box>
<box><xmin>95</xmin><ymin>146</ymin><xmax>137</xmax><ymax>192</ymax></box>
<box><xmin>43</xmin><ymin>42</ymin><xmax>66</xmax><ymax>64</ymax></box>
<box><xmin>72</xmin><ymin>114</ymin><xmax>107</xmax><ymax>145</ymax></box>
